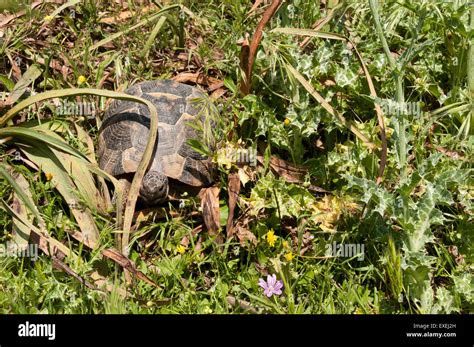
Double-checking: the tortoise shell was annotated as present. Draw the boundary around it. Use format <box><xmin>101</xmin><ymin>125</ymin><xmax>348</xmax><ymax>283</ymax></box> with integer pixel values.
<box><xmin>98</xmin><ymin>80</ymin><xmax>214</xmax><ymax>189</ymax></box>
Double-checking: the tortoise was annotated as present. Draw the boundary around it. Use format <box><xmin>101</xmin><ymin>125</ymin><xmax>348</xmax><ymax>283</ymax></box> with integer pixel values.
<box><xmin>98</xmin><ymin>80</ymin><xmax>215</xmax><ymax>205</ymax></box>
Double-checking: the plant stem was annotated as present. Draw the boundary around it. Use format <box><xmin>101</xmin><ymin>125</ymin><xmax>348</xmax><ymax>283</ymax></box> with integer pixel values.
<box><xmin>369</xmin><ymin>0</ymin><xmax>406</xmax><ymax>176</ymax></box>
<box><xmin>468</xmin><ymin>7</ymin><xmax>474</xmax><ymax>97</ymax></box>
<box><xmin>240</xmin><ymin>0</ymin><xmax>282</xmax><ymax>95</ymax></box>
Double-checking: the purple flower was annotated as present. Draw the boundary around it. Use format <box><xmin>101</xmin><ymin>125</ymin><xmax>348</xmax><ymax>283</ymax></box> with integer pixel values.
<box><xmin>258</xmin><ymin>274</ymin><xmax>283</xmax><ymax>297</ymax></box>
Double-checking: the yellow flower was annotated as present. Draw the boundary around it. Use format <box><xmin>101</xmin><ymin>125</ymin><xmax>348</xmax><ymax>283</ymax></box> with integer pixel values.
<box><xmin>146</xmin><ymin>301</ymin><xmax>153</xmax><ymax>307</ymax></box>
<box><xmin>45</xmin><ymin>172</ymin><xmax>53</xmax><ymax>181</ymax></box>
<box><xmin>77</xmin><ymin>75</ymin><xmax>87</xmax><ymax>85</ymax></box>
<box><xmin>284</xmin><ymin>252</ymin><xmax>294</xmax><ymax>262</ymax></box>
<box><xmin>283</xmin><ymin>118</ymin><xmax>291</xmax><ymax>126</ymax></box>
<box><xmin>176</xmin><ymin>244</ymin><xmax>186</xmax><ymax>254</ymax></box>
<box><xmin>282</xmin><ymin>240</ymin><xmax>290</xmax><ymax>249</ymax></box>
<box><xmin>44</xmin><ymin>15</ymin><xmax>54</xmax><ymax>22</ymax></box>
<box><xmin>266</xmin><ymin>229</ymin><xmax>277</xmax><ymax>247</ymax></box>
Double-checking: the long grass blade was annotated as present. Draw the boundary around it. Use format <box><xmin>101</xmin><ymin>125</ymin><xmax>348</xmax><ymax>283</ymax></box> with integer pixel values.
<box><xmin>0</xmin><ymin>163</ymin><xmax>41</xmax><ymax>222</ymax></box>
<box><xmin>142</xmin><ymin>15</ymin><xmax>168</xmax><ymax>58</ymax></box>
<box><xmin>2</xmin><ymin>64</ymin><xmax>42</xmax><ymax>106</ymax></box>
<box><xmin>272</xmin><ymin>27</ymin><xmax>346</xmax><ymax>41</ymax></box>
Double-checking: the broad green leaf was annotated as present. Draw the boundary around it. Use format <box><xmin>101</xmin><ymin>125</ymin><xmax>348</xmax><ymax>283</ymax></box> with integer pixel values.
<box><xmin>19</xmin><ymin>144</ymin><xmax>100</xmax><ymax>249</ymax></box>
<box><xmin>0</xmin><ymin>127</ymin><xmax>87</xmax><ymax>159</ymax></box>
<box><xmin>0</xmin><ymin>74</ymin><xmax>15</xmax><ymax>91</ymax></box>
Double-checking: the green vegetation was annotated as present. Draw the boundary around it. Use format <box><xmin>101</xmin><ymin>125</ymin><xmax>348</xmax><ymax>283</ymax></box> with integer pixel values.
<box><xmin>0</xmin><ymin>0</ymin><xmax>472</xmax><ymax>314</ymax></box>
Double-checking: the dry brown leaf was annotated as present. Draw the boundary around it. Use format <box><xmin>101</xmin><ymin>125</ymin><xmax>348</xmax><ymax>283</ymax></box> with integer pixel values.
<box><xmin>101</xmin><ymin>248</ymin><xmax>160</xmax><ymax>288</ymax></box>
<box><xmin>425</xmin><ymin>143</ymin><xmax>465</xmax><ymax>160</ymax></box>
<box><xmin>90</xmin><ymin>271</ymin><xmax>128</xmax><ymax>298</ymax></box>
<box><xmin>99</xmin><ymin>5</ymin><xmax>155</xmax><ymax>24</ymax></box>
<box><xmin>235</xmin><ymin>225</ymin><xmax>257</xmax><ymax>247</ymax></box>
<box><xmin>172</xmin><ymin>72</ymin><xmax>224</xmax><ymax>91</ymax></box>
<box><xmin>210</xmin><ymin>88</ymin><xmax>226</xmax><ymax>100</ymax></box>
<box><xmin>247</xmin><ymin>0</ymin><xmax>265</xmax><ymax>15</ymax></box>
<box><xmin>208</xmin><ymin>81</ymin><xmax>225</xmax><ymax>92</ymax></box>
<box><xmin>256</xmin><ymin>155</ymin><xmax>329</xmax><ymax>193</ymax></box>
<box><xmin>447</xmin><ymin>245</ymin><xmax>465</xmax><ymax>265</ymax></box>
<box><xmin>133</xmin><ymin>208</ymin><xmax>199</xmax><ymax>224</ymax></box>
<box><xmin>226</xmin><ymin>173</ymin><xmax>240</xmax><ymax>238</ymax></box>
<box><xmin>199</xmin><ymin>187</ymin><xmax>222</xmax><ymax>242</ymax></box>
<box><xmin>52</xmin><ymin>256</ymin><xmax>105</xmax><ymax>292</ymax></box>
<box><xmin>238</xmin><ymin>34</ymin><xmax>250</xmax><ymax>89</ymax></box>
<box><xmin>33</xmin><ymin>56</ymin><xmax>71</xmax><ymax>80</ymax></box>
<box><xmin>226</xmin><ymin>295</ymin><xmax>257</xmax><ymax>313</ymax></box>
<box><xmin>0</xmin><ymin>0</ymin><xmax>64</xmax><ymax>28</ymax></box>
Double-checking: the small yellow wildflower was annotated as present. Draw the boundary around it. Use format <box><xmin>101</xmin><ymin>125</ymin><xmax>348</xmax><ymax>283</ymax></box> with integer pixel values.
<box><xmin>266</xmin><ymin>229</ymin><xmax>277</xmax><ymax>247</ymax></box>
<box><xmin>77</xmin><ymin>75</ymin><xmax>87</xmax><ymax>85</ymax></box>
<box><xmin>283</xmin><ymin>118</ymin><xmax>291</xmax><ymax>126</ymax></box>
<box><xmin>146</xmin><ymin>301</ymin><xmax>154</xmax><ymax>307</ymax></box>
<box><xmin>284</xmin><ymin>252</ymin><xmax>294</xmax><ymax>262</ymax></box>
<box><xmin>44</xmin><ymin>15</ymin><xmax>54</xmax><ymax>22</ymax></box>
<box><xmin>282</xmin><ymin>240</ymin><xmax>290</xmax><ymax>249</ymax></box>
<box><xmin>45</xmin><ymin>172</ymin><xmax>53</xmax><ymax>181</ymax></box>
<box><xmin>176</xmin><ymin>244</ymin><xmax>186</xmax><ymax>254</ymax></box>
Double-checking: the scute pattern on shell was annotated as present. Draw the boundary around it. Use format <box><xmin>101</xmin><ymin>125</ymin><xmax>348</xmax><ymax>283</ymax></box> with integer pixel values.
<box><xmin>98</xmin><ymin>80</ymin><xmax>214</xmax><ymax>187</ymax></box>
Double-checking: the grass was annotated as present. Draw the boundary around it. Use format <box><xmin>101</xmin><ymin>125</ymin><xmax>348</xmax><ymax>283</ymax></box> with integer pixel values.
<box><xmin>0</xmin><ymin>0</ymin><xmax>472</xmax><ymax>314</ymax></box>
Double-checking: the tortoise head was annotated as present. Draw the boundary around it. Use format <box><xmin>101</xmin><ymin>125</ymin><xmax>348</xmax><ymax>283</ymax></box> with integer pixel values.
<box><xmin>139</xmin><ymin>171</ymin><xmax>169</xmax><ymax>205</ymax></box>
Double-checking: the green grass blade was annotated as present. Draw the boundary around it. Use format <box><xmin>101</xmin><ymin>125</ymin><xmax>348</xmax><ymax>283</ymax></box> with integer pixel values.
<box><xmin>142</xmin><ymin>15</ymin><xmax>168</xmax><ymax>58</ymax></box>
<box><xmin>3</xmin><ymin>64</ymin><xmax>42</xmax><ymax>105</ymax></box>
<box><xmin>82</xmin><ymin>4</ymin><xmax>180</xmax><ymax>57</ymax></box>
<box><xmin>48</xmin><ymin>0</ymin><xmax>81</xmax><ymax>19</ymax></box>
